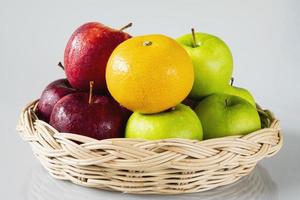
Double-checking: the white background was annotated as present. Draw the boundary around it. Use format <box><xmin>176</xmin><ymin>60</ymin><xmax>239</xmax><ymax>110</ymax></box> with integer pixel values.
<box><xmin>1</xmin><ymin>0</ymin><xmax>299</xmax><ymax>199</ymax></box>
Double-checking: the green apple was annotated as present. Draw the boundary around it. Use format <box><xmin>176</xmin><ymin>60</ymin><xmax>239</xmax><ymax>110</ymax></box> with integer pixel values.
<box><xmin>176</xmin><ymin>30</ymin><xmax>233</xmax><ymax>99</ymax></box>
<box><xmin>223</xmin><ymin>85</ymin><xmax>256</xmax><ymax>107</ymax></box>
<box><xmin>125</xmin><ymin>104</ymin><xmax>203</xmax><ymax>140</ymax></box>
<box><xmin>194</xmin><ymin>94</ymin><xmax>261</xmax><ymax>139</ymax></box>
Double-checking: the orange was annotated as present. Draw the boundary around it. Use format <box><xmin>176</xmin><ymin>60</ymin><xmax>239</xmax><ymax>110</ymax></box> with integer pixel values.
<box><xmin>106</xmin><ymin>34</ymin><xmax>194</xmax><ymax>114</ymax></box>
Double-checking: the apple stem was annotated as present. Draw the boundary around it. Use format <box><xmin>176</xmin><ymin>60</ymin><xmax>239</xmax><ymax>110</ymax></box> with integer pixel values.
<box><xmin>191</xmin><ymin>28</ymin><xmax>197</xmax><ymax>48</ymax></box>
<box><xmin>230</xmin><ymin>77</ymin><xmax>234</xmax><ymax>86</ymax></box>
<box><xmin>89</xmin><ymin>81</ymin><xmax>94</xmax><ymax>104</ymax></box>
<box><xmin>225</xmin><ymin>98</ymin><xmax>228</xmax><ymax>106</ymax></box>
<box><xmin>119</xmin><ymin>22</ymin><xmax>133</xmax><ymax>31</ymax></box>
<box><xmin>58</xmin><ymin>62</ymin><xmax>64</xmax><ymax>70</ymax></box>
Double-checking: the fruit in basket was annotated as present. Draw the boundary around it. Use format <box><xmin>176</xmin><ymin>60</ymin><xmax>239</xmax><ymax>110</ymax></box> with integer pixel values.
<box><xmin>125</xmin><ymin>104</ymin><xmax>203</xmax><ymax>140</ymax></box>
<box><xmin>176</xmin><ymin>29</ymin><xmax>233</xmax><ymax>99</ymax></box>
<box><xmin>64</xmin><ymin>22</ymin><xmax>131</xmax><ymax>93</ymax></box>
<box><xmin>223</xmin><ymin>86</ymin><xmax>256</xmax><ymax>107</ymax></box>
<box><xmin>119</xmin><ymin>105</ymin><xmax>133</xmax><ymax>121</ymax></box>
<box><xmin>49</xmin><ymin>82</ymin><xmax>130</xmax><ymax>140</ymax></box>
<box><xmin>195</xmin><ymin>94</ymin><xmax>261</xmax><ymax>139</ymax></box>
<box><xmin>106</xmin><ymin>34</ymin><xmax>194</xmax><ymax>114</ymax></box>
<box><xmin>36</xmin><ymin>79</ymin><xmax>76</xmax><ymax>122</ymax></box>
<box><xmin>223</xmin><ymin>78</ymin><xmax>256</xmax><ymax>107</ymax></box>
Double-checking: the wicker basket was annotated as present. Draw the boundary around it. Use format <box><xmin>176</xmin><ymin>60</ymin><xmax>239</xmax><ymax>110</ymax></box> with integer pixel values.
<box><xmin>17</xmin><ymin>100</ymin><xmax>283</xmax><ymax>194</ymax></box>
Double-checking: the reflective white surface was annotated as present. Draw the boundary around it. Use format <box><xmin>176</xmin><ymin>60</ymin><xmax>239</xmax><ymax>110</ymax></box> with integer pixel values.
<box><xmin>1</xmin><ymin>0</ymin><xmax>300</xmax><ymax>199</ymax></box>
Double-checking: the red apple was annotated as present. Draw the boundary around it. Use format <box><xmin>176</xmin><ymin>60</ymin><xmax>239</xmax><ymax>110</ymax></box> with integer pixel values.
<box><xmin>64</xmin><ymin>22</ymin><xmax>131</xmax><ymax>93</ymax></box>
<box><xmin>36</xmin><ymin>79</ymin><xmax>76</xmax><ymax>122</ymax></box>
<box><xmin>49</xmin><ymin>92</ymin><xmax>130</xmax><ymax>140</ymax></box>
<box><xmin>182</xmin><ymin>97</ymin><xmax>198</xmax><ymax>109</ymax></box>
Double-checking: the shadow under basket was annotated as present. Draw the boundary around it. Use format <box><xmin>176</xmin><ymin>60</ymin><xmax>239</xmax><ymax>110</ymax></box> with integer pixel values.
<box><xmin>17</xmin><ymin>100</ymin><xmax>283</xmax><ymax>194</ymax></box>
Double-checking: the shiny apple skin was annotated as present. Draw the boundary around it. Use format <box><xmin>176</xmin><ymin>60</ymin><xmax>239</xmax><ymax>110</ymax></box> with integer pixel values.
<box><xmin>36</xmin><ymin>79</ymin><xmax>76</xmax><ymax>122</ymax></box>
<box><xmin>49</xmin><ymin>93</ymin><xmax>131</xmax><ymax>140</ymax></box>
<box><xmin>64</xmin><ymin>22</ymin><xmax>131</xmax><ymax>93</ymax></box>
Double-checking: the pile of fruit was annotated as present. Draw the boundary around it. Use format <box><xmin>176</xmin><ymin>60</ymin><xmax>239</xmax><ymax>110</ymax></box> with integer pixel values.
<box><xmin>36</xmin><ymin>22</ymin><xmax>261</xmax><ymax>141</ymax></box>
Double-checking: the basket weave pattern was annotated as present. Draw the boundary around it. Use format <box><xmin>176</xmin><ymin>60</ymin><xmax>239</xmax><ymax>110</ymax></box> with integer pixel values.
<box><xmin>17</xmin><ymin>100</ymin><xmax>283</xmax><ymax>194</ymax></box>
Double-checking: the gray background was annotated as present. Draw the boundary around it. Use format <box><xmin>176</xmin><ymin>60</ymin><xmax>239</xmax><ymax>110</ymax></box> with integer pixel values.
<box><xmin>1</xmin><ymin>0</ymin><xmax>299</xmax><ymax>199</ymax></box>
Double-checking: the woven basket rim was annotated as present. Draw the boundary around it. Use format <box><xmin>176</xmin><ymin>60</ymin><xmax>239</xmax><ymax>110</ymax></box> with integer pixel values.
<box><xmin>17</xmin><ymin>99</ymin><xmax>282</xmax><ymax>142</ymax></box>
<box><xmin>17</xmin><ymin>100</ymin><xmax>283</xmax><ymax>194</ymax></box>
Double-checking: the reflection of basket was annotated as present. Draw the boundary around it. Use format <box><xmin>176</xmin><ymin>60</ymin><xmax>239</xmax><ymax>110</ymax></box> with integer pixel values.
<box><xmin>18</xmin><ymin>100</ymin><xmax>283</xmax><ymax>194</ymax></box>
<box><xmin>28</xmin><ymin>165</ymin><xmax>278</xmax><ymax>200</ymax></box>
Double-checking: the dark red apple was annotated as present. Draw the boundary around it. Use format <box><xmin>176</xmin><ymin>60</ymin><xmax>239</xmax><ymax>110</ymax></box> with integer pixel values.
<box><xmin>182</xmin><ymin>97</ymin><xmax>198</xmax><ymax>109</ymax></box>
<box><xmin>119</xmin><ymin>105</ymin><xmax>132</xmax><ymax>121</ymax></box>
<box><xmin>49</xmin><ymin>93</ymin><xmax>130</xmax><ymax>140</ymax></box>
<box><xmin>36</xmin><ymin>79</ymin><xmax>76</xmax><ymax>122</ymax></box>
<box><xmin>64</xmin><ymin>22</ymin><xmax>131</xmax><ymax>93</ymax></box>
